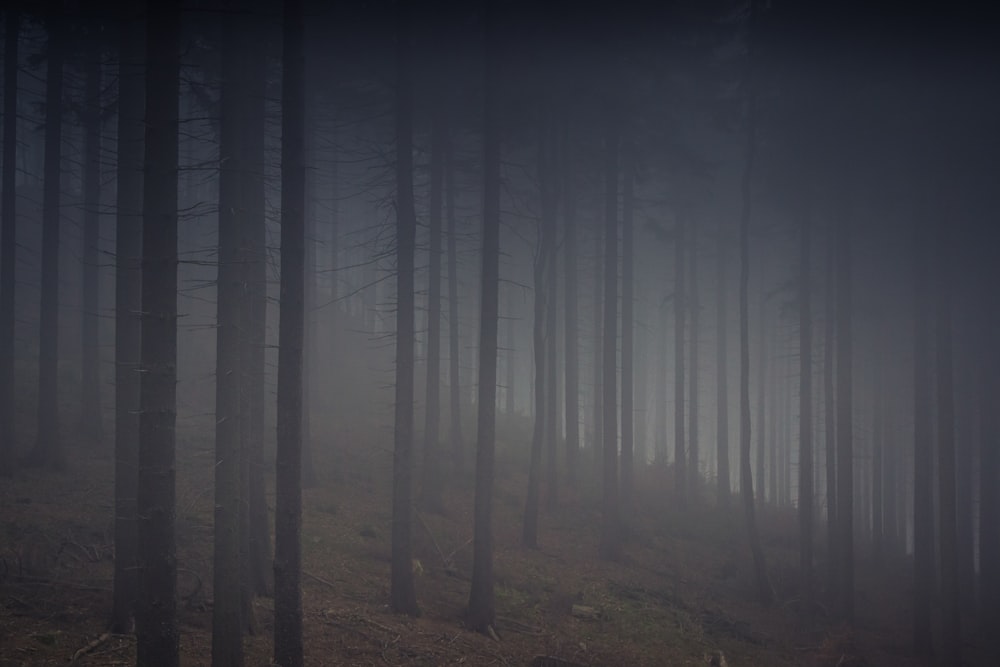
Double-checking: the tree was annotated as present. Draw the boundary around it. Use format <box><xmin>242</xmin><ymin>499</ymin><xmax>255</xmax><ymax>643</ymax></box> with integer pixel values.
<box><xmin>274</xmin><ymin>0</ymin><xmax>307</xmax><ymax>661</ymax></box>
<box><xmin>714</xmin><ymin>219</ymin><xmax>730</xmax><ymax>506</ymax></box>
<box><xmin>797</xmin><ymin>198</ymin><xmax>814</xmax><ymax>617</ymax></box>
<box><xmin>80</xmin><ymin>29</ymin><xmax>103</xmax><ymax>446</ymax></box>
<box><xmin>111</xmin><ymin>3</ymin><xmax>144</xmax><ymax>635</ymax></box>
<box><xmin>213</xmin><ymin>15</ymin><xmax>249</xmax><ymax>665</ymax></box>
<box><xmin>389</xmin><ymin>0</ymin><xmax>419</xmax><ymax>617</ymax></box>
<box><xmin>935</xmin><ymin>220</ymin><xmax>961</xmax><ymax>662</ymax></box>
<box><xmin>912</xmin><ymin>218</ymin><xmax>933</xmax><ymax>654</ymax></box>
<box><xmin>0</xmin><ymin>9</ymin><xmax>20</xmax><ymax>475</ymax></box>
<box><xmin>467</xmin><ymin>0</ymin><xmax>500</xmax><ymax>634</ymax></box>
<box><xmin>738</xmin><ymin>27</ymin><xmax>772</xmax><ymax>603</ymax></box>
<box><xmin>620</xmin><ymin>142</ymin><xmax>635</xmax><ymax>508</ymax></box>
<box><xmin>135</xmin><ymin>0</ymin><xmax>181</xmax><ymax>661</ymax></box>
<box><xmin>688</xmin><ymin>216</ymin><xmax>700</xmax><ymax>497</ymax></box>
<box><xmin>445</xmin><ymin>132</ymin><xmax>463</xmax><ymax>474</ymax></box>
<box><xmin>674</xmin><ymin>212</ymin><xmax>686</xmax><ymax>500</ymax></box>
<box><xmin>562</xmin><ymin>122</ymin><xmax>580</xmax><ymax>488</ymax></box>
<box><xmin>420</xmin><ymin>112</ymin><xmax>445</xmax><ymax>512</ymax></box>
<box><xmin>835</xmin><ymin>201</ymin><xmax>853</xmax><ymax>622</ymax></box>
<box><xmin>599</xmin><ymin>108</ymin><xmax>620</xmax><ymax>560</ymax></box>
<box><xmin>26</xmin><ymin>6</ymin><xmax>66</xmax><ymax>469</ymax></box>
<box><xmin>823</xmin><ymin>222</ymin><xmax>837</xmax><ymax>597</ymax></box>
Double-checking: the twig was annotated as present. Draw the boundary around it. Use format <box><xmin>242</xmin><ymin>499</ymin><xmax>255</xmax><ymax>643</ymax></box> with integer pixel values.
<box><xmin>304</xmin><ymin>569</ymin><xmax>338</xmax><ymax>590</ymax></box>
<box><xmin>70</xmin><ymin>632</ymin><xmax>110</xmax><ymax>665</ymax></box>
<box><xmin>415</xmin><ymin>511</ymin><xmax>449</xmax><ymax>569</ymax></box>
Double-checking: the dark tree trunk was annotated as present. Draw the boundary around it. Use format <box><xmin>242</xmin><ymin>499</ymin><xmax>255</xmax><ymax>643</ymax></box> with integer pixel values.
<box><xmin>655</xmin><ymin>302</ymin><xmax>668</xmax><ymax>464</ymax></box>
<box><xmin>935</xmin><ymin>223</ymin><xmax>961</xmax><ymax>663</ymax></box>
<box><xmin>213</xmin><ymin>17</ymin><xmax>247</xmax><ymax>665</ymax></box>
<box><xmin>0</xmin><ymin>9</ymin><xmax>16</xmax><ymax>475</ymax></box>
<box><xmin>110</xmin><ymin>6</ymin><xmax>143</xmax><ymax>633</ymax></box>
<box><xmin>80</xmin><ymin>38</ymin><xmax>103</xmax><ymax>446</ymax></box>
<box><xmin>620</xmin><ymin>143</ymin><xmax>634</xmax><ymax>508</ymax></box>
<box><xmin>755</xmin><ymin>292</ymin><xmax>766</xmax><ymax>506</ymax></box>
<box><xmin>505</xmin><ymin>285</ymin><xmax>515</xmax><ymax>416</ymax></box>
<box><xmin>912</xmin><ymin>220</ymin><xmax>934</xmax><ymax>655</ymax></box>
<box><xmin>835</xmin><ymin>204</ymin><xmax>853</xmax><ymax>622</ymax></box>
<box><xmin>274</xmin><ymin>0</ymin><xmax>307</xmax><ymax>661</ymax></box>
<box><xmin>798</xmin><ymin>200</ymin><xmax>814</xmax><ymax>617</ymax></box>
<box><xmin>871</xmin><ymin>361</ymin><xmax>884</xmax><ymax>568</ymax></box>
<box><xmin>823</xmin><ymin>222</ymin><xmax>837</xmax><ymax>596</ymax></box>
<box><xmin>674</xmin><ymin>216</ymin><xmax>686</xmax><ymax>500</ymax></box>
<box><xmin>688</xmin><ymin>217</ymin><xmax>700</xmax><ymax>497</ymax></box>
<box><xmin>715</xmin><ymin>220</ymin><xmax>730</xmax><ymax>506</ymax></box>
<box><xmin>27</xmin><ymin>8</ymin><xmax>65</xmax><ymax>469</ymax></box>
<box><xmin>738</xmin><ymin>58</ymin><xmax>772</xmax><ymax>606</ymax></box>
<box><xmin>522</xmin><ymin>126</ymin><xmax>553</xmax><ymax>548</ymax></box>
<box><xmin>420</xmin><ymin>113</ymin><xmax>445</xmax><ymax>512</ymax></box>
<box><xmin>240</xmin><ymin>14</ymin><xmax>271</xmax><ymax>600</ymax></box>
<box><xmin>466</xmin><ymin>1</ymin><xmax>500</xmax><ymax>633</ymax></box>
<box><xmin>135</xmin><ymin>0</ymin><xmax>180</xmax><ymax>662</ymax></box>
<box><xmin>592</xmin><ymin>201</ymin><xmax>603</xmax><ymax>474</ymax></box>
<box><xmin>562</xmin><ymin>123</ymin><xmax>579</xmax><ymax>488</ymax></box>
<box><xmin>544</xmin><ymin>125</ymin><xmax>558</xmax><ymax>510</ymax></box>
<box><xmin>389</xmin><ymin>2</ymin><xmax>419</xmax><ymax>617</ymax></box>
<box><xmin>445</xmin><ymin>134</ymin><xmax>463</xmax><ymax>474</ymax></box>
<box><xmin>599</xmin><ymin>108</ymin><xmax>619</xmax><ymax>560</ymax></box>
<box><xmin>979</xmin><ymin>281</ymin><xmax>1000</xmax><ymax>635</ymax></box>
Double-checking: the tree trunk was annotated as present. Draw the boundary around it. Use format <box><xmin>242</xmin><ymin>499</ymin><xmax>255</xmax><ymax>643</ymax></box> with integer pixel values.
<box><xmin>389</xmin><ymin>1</ymin><xmax>419</xmax><ymax>617</ymax></box>
<box><xmin>445</xmin><ymin>133</ymin><xmax>463</xmax><ymax>475</ymax></box>
<box><xmin>655</xmin><ymin>302</ymin><xmax>668</xmax><ymax>464</ymax></box>
<box><xmin>592</xmin><ymin>200</ymin><xmax>603</xmax><ymax>475</ymax></box>
<box><xmin>798</xmin><ymin>199</ymin><xmax>814</xmax><ymax>617</ymax></box>
<box><xmin>0</xmin><ymin>10</ymin><xmax>16</xmax><ymax>475</ymax></box>
<box><xmin>871</xmin><ymin>359</ymin><xmax>883</xmax><ymax>568</ymax></box>
<box><xmin>80</xmin><ymin>38</ymin><xmax>103</xmax><ymax>446</ymax></box>
<box><xmin>135</xmin><ymin>0</ymin><xmax>180</xmax><ymax>661</ymax></box>
<box><xmin>835</xmin><ymin>202</ymin><xmax>853</xmax><ymax>622</ymax></box>
<box><xmin>715</xmin><ymin>220</ymin><xmax>730</xmax><ymax>507</ymax></box>
<box><xmin>562</xmin><ymin>123</ymin><xmax>579</xmax><ymax>489</ymax></box>
<box><xmin>935</xmin><ymin>222</ymin><xmax>960</xmax><ymax>663</ymax></box>
<box><xmin>27</xmin><ymin>8</ymin><xmax>65</xmax><ymax>469</ymax></box>
<box><xmin>738</xmin><ymin>57</ymin><xmax>772</xmax><ymax>606</ymax></box>
<box><xmin>688</xmin><ymin>216</ymin><xmax>700</xmax><ymax>496</ymax></box>
<box><xmin>544</xmin><ymin>126</ymin><xmax>558</xmax><ymax>510</ymax></box>
<box><xmin>110</xmin><ymin>6</ymin><xmax>143</xmax><ymax>633</ymax></box>
<box><xmin>274</xmin><ymin>0</ymin><xmax>307</xmax><ymax>661</ymax></box>
<box><xmin>599</xmin><ymin>108</ymin><xmax>619</xmax><ymax>560</ymax></box>
<box><xmin>466</xmin><ymin>2</ymin><xmax>500</xmax><ymax>632</ymax></box>
<box><xmin>620</xmin><ymin>143</ymin><xmax>634</xmax><ymax>508</ymax></box>
<box><xmin>823</xmin><ymin>221</ymin><xmax>837</xmax><ymax>596</ymax></box>
<box><xmin>420</xmin><ymin>113</ymin><xmax>445</xmax><ymax>512</ymax></box>
<box><xmin>912</xmin><ymin>220</ymin><xmax>934</xmax><ymax>655</ymax></box>
<box><xmin>673</xmin><ymin>214</ymin><xmax>686</xmax><ymax>501</ymax></box>
<box><xmin>213</xmin><ymin>16</ymin><xmax>247</xmax><ymax>665</ymax></box>
<box><xmin>978</xmin><ymin>280</ymin><xmax>1000</xmax><ymax>635</ymax></box>
<box><xmin>755</xmin><ymin>292</ymin><xmax>766</xmax><ymax>506</ymax></box>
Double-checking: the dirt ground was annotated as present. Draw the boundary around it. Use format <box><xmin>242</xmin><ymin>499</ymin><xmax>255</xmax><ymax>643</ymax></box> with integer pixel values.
<box><xmin>0</xmin><ymin>431</ymin><xmax>981</xmax><ymax>666</ymax></box>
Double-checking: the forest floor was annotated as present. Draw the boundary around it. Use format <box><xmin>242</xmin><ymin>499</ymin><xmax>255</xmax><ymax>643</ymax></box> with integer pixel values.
<box><xmin>0</xmin><ymin>428</ymin><xmax>981</xmax><ymax>666</ymax></box>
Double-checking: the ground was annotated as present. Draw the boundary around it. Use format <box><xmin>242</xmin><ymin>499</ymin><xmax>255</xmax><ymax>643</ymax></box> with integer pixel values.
<box><xmin>0</xmin><ymin>430</ymin><xmax>973</xmax><ymax>666</ymax></box>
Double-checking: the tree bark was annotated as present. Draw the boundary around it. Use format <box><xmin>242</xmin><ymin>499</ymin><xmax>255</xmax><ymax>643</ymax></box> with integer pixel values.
<box><xmin>420</xmin><ymin>113</ymin><xmax>445</xmax><ymax>512</ymax></box>
<box><xmin>599</xmin><ymin>108</ymin><xmax>619</xmax><ymax>560</ymax></box>
<box><xmin>389</xmin><ymin>1</ymin><xmax>419</xmax><ymax>617</ymax></box>
<box><xmin>674</xmin><ymin>215</ymin><xmax>686</xmax><ymax>500</ymax></box>
<box><xmin>562</xmin><ymin>122</ymin><xmax>579</xmax><ymax>489</ymax></box>
<box><xmin>798</xmin><ymin>199</ymin><xmax>814</xmax><ymax>618</ymax></box>
<box><xmin>27</xmin><ymin>7</ymin><xmax>65</xmax><ymax>469</ymax></box>
<box><xmin>274</xmin><ymin>0</ymin><xmax>307</xmax><ymax>661</ymax></box>
<box><xmin>912</xmin><ymin>219</ymin><xmax>933</xmax><ymax>655</ymax></box>
<box><xmin>445</xmin><ymin>133</ymin><xmax>463</xmax><ymax>475</ymax></box>
<box><xmin>467</xmin><ymin>0</ymin><xmax>500</xmax><ymax>632</ymax></box>
<box><xmin>135</xmin><ymin>0</ymin><xmax>180</xmax><ymax>661</ymax></box>
<box><xmin>715</xmin><ymin>220</ymin><xmax>730</xmax><ymax>506</ymax></box>
<box><xmin>0</xmin><ymin>10</ymin><xmax>17</xmax><ymax>475</ymax></box>
<box><xmin>620</xmin><ymin>143</ymin><xmax>634</xmax><ymax>508</ymax></box>
<box><xmin>80</xmin><ymin>37</ymin><xmax>103</xmax><ymax>446</ymax></box>
<box><xmin>835</xmin><ymin>202</ymin><xmax>853</xmax><ymax>622</ymax></box>
<box><xmin>111</xmin><ymin>6</ymin><xmax>143</xmax><ymax>633</ymax></box>
<box><xmin>688</xmin><ymin>216</ymin><xmax>700</xmax><ymax>496</ymax></box>
<box><xmin>823</xmin><ymin>224</ymin><xmax>837</xmax><ymax>597</ymax></box>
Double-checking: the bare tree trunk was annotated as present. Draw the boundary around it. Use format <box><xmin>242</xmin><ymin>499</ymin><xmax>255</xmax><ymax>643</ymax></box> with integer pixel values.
<box><xmin>871</xmin><ymin>357</ymin><xmax>884</xmax><ymax>568</ymax></box>
<box><xmin>467</xmin><ymin>1</ymin><xmax>500</xmax><ymax>632</ymax></box>
<box><xmin>835</xmin><ymin>202</ymin><xmax>853</xmax><ymax>622</ymax></box>
<box><xmin>935</xmin><ymin>222</ymin><xmax>960</xmax><ymax>663</ymax></box>
<box><xmin>798</xmin><ymin>199</ymin><xmax>814</xmax><ymax>618</ymax></box>
<box><xmin>0</xmin><ymin>10</ymin><xmax>18</xmax><ymax>475</ymax></box>
<box><xmin>912</xmin><ymin>220</ymin><xmax>933</xmax><ymax>655</ymax></box>
<box><xmin>738</xmin><ymin>44</ymin><xmax>772</xmax><ymax>605</ymax></box>
<box><xmin>27</xmin><ymin>8</ymin><xmax>65</xmax><ymax>469</ymax></box>
<box><xmin>274</xmin><ymin>0</ymin><xmax>307</xmax><ymax>660</ymax></box>
<box><xmin>563</xmin><ymin>122</ymin><xmax>579</xmax><ymax>489</ymax></box>
<box><xmin>80</xmin><ymin>38</ymin><xmax>103</xmax><ymax>446</ymax></box>
<box><xmin>599</xmin><ymin>108</ymin><xmax>619</xmax><ymax>561</ymax></box>
<box><xmin>110</xmin><ymin>6</ymin><xmax>143</xmax><ymax>632</ymax></box>
<box><xmin>620</xmin><ymin>143</ymin><xmax>634</xmax><ymax>508</ymax></box>
<box><xmin>445</xmin><ymin>133</ymin><xmax>463</xmax><ymax>474</ymax></box>
<box><xmin>420</xmin><ymin>113</ymin><xmax>445</xmax><ymax>512</ymax></box>
<box><xmin>389</xmin><ymin>1</ymin><xmax>419</xmax><ymax>617</ymax></box>
<box><xmin>655</xmin><ymin>301</ymin><xmax>668</xmax><ymax>464</ymax></box>
<box><xmin>544</xmin><ymin>127</ymin><xmax>558</xmax><ymax>510</ymax></box>
<box><xmin>592</xmin><ymin>205</ymin><xmax>603</xmax><ymax>476</ymax></box>
<box><xmin>674</xmin><ymin>216</ymin><xmax>686</xmax><ymax>501</ymax></box>
<box><xmin>715</xmin><ymin>220</ymin><xmax>730</xmax><ymax>506</ymax></box>
<box><xmin>755</xmin><ymin>292</ymin><xmax>766</xmax><ymax>506</ymax></box>
<box><xmin>978</xmin><ymin>279</ymin><xmax>1000</xmax><ymax>635</ymax></box>
<box><xmin>135</xmin><ymin>0</ymin><xmax>180</xmax><ymax>661</ymax></box>
<box><xmin>688</xmin><ymin>217</ymin><xmax>700</xmax><ymax>497</ymax></box>
<box><xmin>824</xmin><ymin>226</ymin><xmax>837</xmax><ymax>597</ymax></box>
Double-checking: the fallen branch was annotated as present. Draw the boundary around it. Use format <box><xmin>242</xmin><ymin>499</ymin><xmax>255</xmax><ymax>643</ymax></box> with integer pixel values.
<box><xmin>70</xmin><ymin>632</ymin><xmax>110</xmax><ymax>665</ymax></box>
